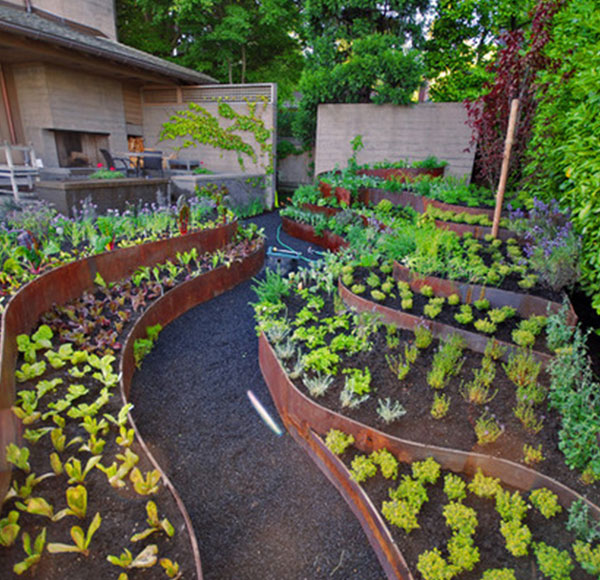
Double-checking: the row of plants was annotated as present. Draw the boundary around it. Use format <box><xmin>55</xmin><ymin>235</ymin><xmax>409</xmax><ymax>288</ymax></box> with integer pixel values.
<box><xmin>1</xmin><ymin>223</ymin><xmax>264</xmax><ymax>577</ymax></box>
<box><xmin>254</xmin><ymin>256</ymin><xmax>600</xmax><ymax>491</ymax></box>
<box><xmin>326</xmin><ymin>432</ymin><xmax>600</xmax><ymax>580</ymax></box>
<box><xmin>282</xmin><ymin>190</ymin><xmax>579</xmax><ymax>307</ymax></box>
<box><xmin>341</xmin><ymin>259</ymin><xmax>552</xmax><ymax>353</ymax></box>
<box><xmin>0</xmin><ymin>191</ymin><xmax>235</xmax><ymax>315</ymax></box>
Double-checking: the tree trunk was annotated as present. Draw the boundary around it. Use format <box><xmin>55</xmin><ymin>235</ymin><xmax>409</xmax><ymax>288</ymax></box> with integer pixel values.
<box><xmin>228</xmin><ymin>59</ymin><xmax>233</xmax><ymax>84</ymax></box>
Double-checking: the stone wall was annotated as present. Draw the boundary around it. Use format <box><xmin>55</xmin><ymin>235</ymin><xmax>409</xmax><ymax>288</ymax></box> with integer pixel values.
<box><xmin>314</xmin><ymin>103</ymin><xmax>474</xmax><ymax>180</ymax></box>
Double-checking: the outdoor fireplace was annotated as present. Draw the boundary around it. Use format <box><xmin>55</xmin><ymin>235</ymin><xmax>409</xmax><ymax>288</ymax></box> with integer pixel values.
<box><xmin>53</xmin><ymin>130</ymin><xmax>109</xmax><ymax>167</ymax></box>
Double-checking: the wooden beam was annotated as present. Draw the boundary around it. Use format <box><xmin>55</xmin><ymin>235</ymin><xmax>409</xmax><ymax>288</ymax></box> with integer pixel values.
<box><xmin>492</xmin><ymin>98</ymin><xmax>520</xmax><ymax>238</ymax></box>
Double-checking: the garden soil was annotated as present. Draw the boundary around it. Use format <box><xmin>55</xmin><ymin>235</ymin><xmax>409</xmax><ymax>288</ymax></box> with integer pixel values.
<box><xmin>129</xmin><ymin>211</ymin><xmax>386</xmax><ymax>580</ymax></box>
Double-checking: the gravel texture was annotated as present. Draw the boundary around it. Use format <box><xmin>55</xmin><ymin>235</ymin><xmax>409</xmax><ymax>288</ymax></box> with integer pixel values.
<box><xmin>129</xmin><ymin>211</ymin><xmax>385</xmax><ymax>580</ymax></box>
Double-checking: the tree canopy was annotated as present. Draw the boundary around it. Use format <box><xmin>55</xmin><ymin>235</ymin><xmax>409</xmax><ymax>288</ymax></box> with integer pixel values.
<box><xmin>116</xmin><ymin>0</ymin><xmax>304</xmax><ymax>99</ymax></box>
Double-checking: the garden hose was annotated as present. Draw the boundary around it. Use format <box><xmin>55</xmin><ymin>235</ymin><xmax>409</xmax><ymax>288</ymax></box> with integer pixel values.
<box><xmin>275</xmin><ymin>224</ymin><xmax>316</xmax><ymax>264</ymax></box>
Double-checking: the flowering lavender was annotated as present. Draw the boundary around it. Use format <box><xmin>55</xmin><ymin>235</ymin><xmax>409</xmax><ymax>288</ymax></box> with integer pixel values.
<box><xmin>509</xmin><ymin>197</ymin><xmax>580</xmax><ymax>291</ymax></box>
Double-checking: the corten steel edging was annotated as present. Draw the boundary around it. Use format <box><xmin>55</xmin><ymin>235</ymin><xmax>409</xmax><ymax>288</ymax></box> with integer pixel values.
<box><xmin>301</xmin><ymin>203</ymin><xmax>342</xmax><ymax>218</ymax></box>
<box><xmin>393</xmin><ymin>261</ymin><xmax>578</xmax><ymax>326</ymax></box>
<box><xmin>362</xmin><ymin>188</ymin><xmax>502</xmax><ymax>222</ymax></box>
<box><xmin>339</xmin><ymin>281</ymin><xmax>553</xmax><ymax>368</ymax></box>
<box><xmin>259</xmin><ymin>332</ymin><xmax>600</xmax><ymax>579</ymax></box>
<box><xmin>0</xmin><ymin>222</ymin><xmax>237</xmax><ymax>507</ymax></box>
<box><xmin>119</xmin><ymin>244</ymin><xmax>265</xmax><ymax>580</ymax></box>
<box><xmin>434</xmin><ymin>219</ymin><xmax>514</xmax><ymax>241</ymax></box>
<box><xmin>357</xmin><ymin>167</ymin><xmax>445</xmax><ymax>181</ymax></box>
<box><xmin>281</xmin><ymin>216</ymin><xmax>348</xmax><ymax>252</ymax></box>
<box><xmin>285</xmin><ymin>422</ymin><xmax>414</xmax><ymax>580</ymax></box>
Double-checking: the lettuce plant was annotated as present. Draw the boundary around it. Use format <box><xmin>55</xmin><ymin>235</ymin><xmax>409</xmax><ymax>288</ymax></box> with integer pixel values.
<box><xmin>131</xmin><ymin>501</ymin><xmax>174</xmax><ymax>542</ymax></box>
<box><xmin>13</xmin><ymin>528</ymin><xmax>46</xmax><ymax>575</ymax></box>
<box><xmin>0</xmin><ymin>511</ymin><xmax>20</xmax><ymax>547</ymax></box>
<box><xmin>47</xmin><ymin>512</ymin><xmax>101</xmax><ymax>557</ymax></box>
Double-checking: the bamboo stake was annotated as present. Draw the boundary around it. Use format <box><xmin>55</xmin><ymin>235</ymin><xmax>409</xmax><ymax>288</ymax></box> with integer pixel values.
<box><xmin>492</xmin><ymin>98</ymin><xmax>520</xmax><ymax>238</ymax></box>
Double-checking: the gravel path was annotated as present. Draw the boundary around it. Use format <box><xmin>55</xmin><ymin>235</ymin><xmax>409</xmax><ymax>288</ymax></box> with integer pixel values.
<box><xmin>130</xmin><ymin>211</ymin><xmax>385</xmax><ymax>580</ymax></box>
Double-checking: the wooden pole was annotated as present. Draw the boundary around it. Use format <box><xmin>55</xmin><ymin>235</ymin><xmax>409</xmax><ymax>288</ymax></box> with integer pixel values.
<box><xmin>492</xmin><ymin>98</ymin><xmax>520</xmax><ymax>238</ymax></box>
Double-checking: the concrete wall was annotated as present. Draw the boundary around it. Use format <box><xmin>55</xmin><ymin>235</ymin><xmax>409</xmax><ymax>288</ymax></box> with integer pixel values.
<box><xmin>11</xmin><ymin>63</ymin><xmax>129</xmax><ymax>168</ymax></box>
<box><xmin>142</xmin><ymin>101</ymin><xmax>275</xmax><ymax>177</ymax></box>
<box><xmin>29</xmin><ymin>0</ymin><xmax>117</xmax><ymax>39</ymax></box>
<box><xmin>314</xmin><ymin>103</ymin><xmax>475</xmax><ymax>180</ymax></box>
<box><xmin>277</xmin><ymin>138</ymin><xmax>313</xmax><ymax>190</ymax></box>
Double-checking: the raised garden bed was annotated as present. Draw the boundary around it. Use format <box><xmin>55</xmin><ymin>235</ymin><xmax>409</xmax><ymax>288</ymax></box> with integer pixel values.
<box><xmin>259</xmin><ymin>333</ymin><xmax>600</xmax><ymax>578</ymax></box>
<box><xmin>393</xmin><ymin>262</ymin><xmax>578</xmax><ymax>325</ymax></box>
<box><xmin>0</xmin><ymin>220</ymin><xmax>264</xmax><ymax>578</ymax></box>
<box><xmin>338</xmin><ymin>281</ymin><xmax>552</xmax><ymax>367</ymax></box>
<box><xmin>280</xmin><ymin>216</ymin><xmax>348</xmax><ymax>251</ymax></box>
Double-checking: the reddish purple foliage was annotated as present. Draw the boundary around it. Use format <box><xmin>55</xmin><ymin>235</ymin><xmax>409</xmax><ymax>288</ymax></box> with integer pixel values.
<box><xmin>466</xmin><ymin>0</ymin><xmax>563</xmax><ymax>190</ymax></box>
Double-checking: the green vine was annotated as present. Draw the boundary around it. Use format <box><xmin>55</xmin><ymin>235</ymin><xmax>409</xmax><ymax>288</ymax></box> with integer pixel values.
<box><xmin>160</xmin><ymin>97</ymin><xmax>274</xmax><ymax>175</ymax></box>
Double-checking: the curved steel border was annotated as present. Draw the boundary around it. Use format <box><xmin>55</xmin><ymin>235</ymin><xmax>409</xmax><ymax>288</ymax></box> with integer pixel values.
<box><xmin>339</xmin><ymin>281</ymin><xmax>552</xmax><ymax>367</ymax></box>
<box><xmin>0</xmin><ymin>220</ymin><xmax>238</xmax><ymax>576</ymax></box>
<box><xmin>393</xmin><ymin>261</ymin><xmax>578</xmax><ymax>325</ymax></box>
<box><xmin>120</xmin><ymin>244</ymin><xmax>265</xmax><ymax>580</ymax></box>
<box><xmin>281</xmin><ymin>216</ymin><xmax>348</xmax><ymax>251</ymax></box>
<box><xmin>259</xmin><ymin>332</ymin><xmax>600</xmax><ymax>579</ymax></box>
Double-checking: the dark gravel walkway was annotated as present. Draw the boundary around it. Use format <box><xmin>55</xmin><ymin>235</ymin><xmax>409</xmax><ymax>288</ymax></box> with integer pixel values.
<box><xmin>130</xmin><ymin>211</ymin><xmax>385</xmax><ymax>580</ymax></box>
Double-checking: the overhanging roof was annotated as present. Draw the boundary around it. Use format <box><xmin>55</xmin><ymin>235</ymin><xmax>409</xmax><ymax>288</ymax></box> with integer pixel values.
<box><xmin>0</xmin><ymin>3</ymin><xmax>217</xmax><ymax>85</ymax></box>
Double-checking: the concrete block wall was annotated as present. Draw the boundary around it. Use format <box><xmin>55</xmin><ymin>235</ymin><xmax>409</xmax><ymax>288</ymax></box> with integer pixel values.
<box><xmin>314</xmin><ymin>103</ymin><xmax>475</xmax><ymax>180</ymax></box>
<box><xmin>12</xmin><ymin>63</ymin><xmax>128</xmax><ymax>168</ymax></box>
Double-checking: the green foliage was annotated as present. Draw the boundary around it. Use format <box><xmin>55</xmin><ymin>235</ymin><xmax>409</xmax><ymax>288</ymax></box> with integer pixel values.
<box><xmin>107</xmin><ymin>544</ymin><xmax>159</xmax><ymax>570</ymax></box>
<box><xmin>523</xmin><ymin>443</ymin><xmax>545</xmax><ymax>466</ymax></box>
<box><xmin>500</xmin><ymin>519</ymin><xmax>531</xmax><ymax>557</ymax></box>
<box><xmin>0</xmin><ymin>511</ymin><xmax>20</xmax><ymax>547</ymax></box>
<box><xmin>349</xmin><ymin>454</ymin><xmax>377</xmax><ymax>483</ymax></box>
<box><xmin>573</xmin><ymin>540</ymin><xmax>600</xmax><ymax>576</ymax></box>
<box><xmin>371</xmin><ymin>448</ymin><xmax>399</xmax><ymax>480</ymax></box>
<box><xmin>468</xmin><ymin>468</ymin><xmax>501</xmax><ymax>499</ymax></box>
<box><xmin>566</xmin><ymin>500</ymin><xmax>600</xmax><ymax>543</ymax></box>
<box><xmin>47</xmin><ymin>512</ymin><xmax>101</xmax><ymax>557</ymax></box>
<box><xmin>133</xmin><ymin>324</ymin><xmax>162</xmax><ymax>369</ymax></box>
<box><xmin>495</xmin><ymin>490</ymin><xmax>529</xmax><ymax>523</ymax></box>
<box><xmin>412</xmin><ymin>457</ymin><xmax>441</xmax><ymax>485</ymax></box>
<box><xmin>417</xmin><ymin>547</ymin><xmax>458</xmax><ymax>580</ymax></box>
<box><xmin>529</xmin><ymin>488</ymin><xmax>562</xmax><ymax>519</ymax></box>
<box><xmin>131</xmin><ymin>501</ymin><xmax>175</xmax><ymax>542</ymax></box>
<box><xmin>414</xmin><ymin>324</ymin><xmax>433</xmax><ymax>349</ymax></box>
<box><xmin>13</xmin><ymin>528</ymin><xmax>46</xmax><ymax>575</ymax></box>
<box><xmin>376</xmin><ymin>397</ymin><xmax>407</xmax><ymax>424</ymax></box>
<box><xmin>160</xmin><ymin>100</ymin><xmax>273</xmax><ymax>173</ymax></box>
<box><xmin>474</xmin><ymin>410</ymin><xmax>503</xmax><ymax>445</ymax></box>
<box><xmin>130</xmin><ymin>468</ymin><xmax>161</xmax><ymax>495</ymax></box>
<box><xmin>430</xmin><ymin>392</ymin><xmax>450</xmax><ymax>419</ymax></box>
<box><xmin>524</xmin><ymin>0</ymin><xmax>600</xmax><ymax>313</ymax></box>
<box><xmin>6</xmin><ymin>443</ymin><xmax>30</xmax><ymax>473</ymax></box>
<box><xmin>443</xmin><ymin>501</ymin><xmax>478</xmax><ymax>535</ymax></box>
<box><xmin>443</xmin><ymin>473</ymin><xmax>466</xmax><ymax>502</ymax></box>
<box><xmin>532</xmin><ymin>542</ymin><xmax>573</xmax><ymax>580</ymax></box>
<box><xmin>481</xmin><ymin>570</ymin><xmax>517</xmax><ymax>580</ymax></box>
<box><xmin>294</xmin><ymin>0</ymin><xmax>429</xmax><ymax>146</ymax></box>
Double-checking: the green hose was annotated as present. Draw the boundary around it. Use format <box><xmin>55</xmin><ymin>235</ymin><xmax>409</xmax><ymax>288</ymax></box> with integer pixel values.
<box><xmin>275</xmin><ymin>224</ymin><xmax>317</xmax><ymax>263</ymax></box>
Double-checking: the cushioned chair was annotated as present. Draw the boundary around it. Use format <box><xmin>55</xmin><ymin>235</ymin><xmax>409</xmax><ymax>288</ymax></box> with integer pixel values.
<box><xmin>99</xmin><ymin>149</ymin><xmax>138</xmax><ymax>177</ymax></box>
<box><xmin>142</xmin><ymin>151</ymin><xmax>164</xmax><ymax>177</ymax></box>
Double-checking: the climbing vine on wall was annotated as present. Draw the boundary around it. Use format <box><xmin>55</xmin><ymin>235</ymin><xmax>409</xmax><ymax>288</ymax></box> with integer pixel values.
<box><xmin>160</xmin><ymin>97</ymin><xmax>273</xmax><ymax>175</ymax></box>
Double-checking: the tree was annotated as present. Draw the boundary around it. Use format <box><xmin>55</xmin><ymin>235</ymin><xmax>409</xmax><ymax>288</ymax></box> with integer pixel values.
<box><xmin>464</xmin><ymin>0</ymin><xmax>562</xmax><ymax>190</ymax></box>
<box><xmin>115</xmin><ymin>0</ymin><xmax>304</xmax><ymax>100</ymax></box>
<box><xmin>424</xmin><ymin>0</ymin><xmax>536</xmax><ymax>102</ymax></box>
<box><xmin>292</xmin><ymin>0</ymin><xmax>431</xmax><ymax>146</ymax></box>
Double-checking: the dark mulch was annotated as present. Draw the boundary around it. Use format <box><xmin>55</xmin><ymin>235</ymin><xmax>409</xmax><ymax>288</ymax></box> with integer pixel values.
<box><xmin>129</xmin><ymin>211</ymin><xmax>385</xmax><ymax>580</ymax></box>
